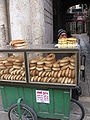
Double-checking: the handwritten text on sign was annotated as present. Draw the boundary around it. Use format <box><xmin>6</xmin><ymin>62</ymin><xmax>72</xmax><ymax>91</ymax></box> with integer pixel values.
<box><xmin>36</xmin><ymin>90</ymin><xmax>50</xmax><ymax>104</ymax></box>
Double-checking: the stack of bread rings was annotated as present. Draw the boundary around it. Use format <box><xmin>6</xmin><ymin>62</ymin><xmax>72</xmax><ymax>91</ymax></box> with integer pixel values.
<box><xmin>30</xmin><ymin>53</ymin><xmax>76</xmax><ymax>85</ymax></box>
<box><xmin>10</xmin><ymin>40</ymin><xmax>27</xmax><ymax>48</ymax></box>
<box><xmin>0</xmin><ymin>55</ymin><xmax>26</xmax><ymax>81</ymax></box>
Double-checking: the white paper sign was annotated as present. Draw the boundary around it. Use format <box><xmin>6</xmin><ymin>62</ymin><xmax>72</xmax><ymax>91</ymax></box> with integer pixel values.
<box><xmin>36</xmin><ymin>90</ymin><xmax>50</xmax><ymax>104</ymax></box>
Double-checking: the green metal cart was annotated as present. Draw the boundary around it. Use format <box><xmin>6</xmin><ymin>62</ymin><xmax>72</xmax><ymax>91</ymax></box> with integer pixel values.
<box><xmin>0</xmin><ymin>44</ymin><xmax>84</xmax><ymax>120</ymax></box>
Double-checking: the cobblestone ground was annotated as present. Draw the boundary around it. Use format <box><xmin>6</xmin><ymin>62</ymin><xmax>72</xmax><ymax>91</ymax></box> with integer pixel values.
<box><xmin>0</xmin><ymin>34</ymin><xmax>90</xmax><ymax>120</ymax></box>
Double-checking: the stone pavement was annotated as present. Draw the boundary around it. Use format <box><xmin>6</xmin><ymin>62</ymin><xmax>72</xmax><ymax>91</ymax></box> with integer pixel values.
<box><xmin>0</xmin><ymin>34</ymin><xmax>90</xmax><ymax>120</ymax></box>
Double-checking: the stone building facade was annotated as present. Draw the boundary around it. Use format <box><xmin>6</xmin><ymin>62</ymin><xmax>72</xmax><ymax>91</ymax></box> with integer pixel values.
<box><xmin>0</xmin><ymin>0</ymin><xmax>53</xmax><ymax>47</ymax></box>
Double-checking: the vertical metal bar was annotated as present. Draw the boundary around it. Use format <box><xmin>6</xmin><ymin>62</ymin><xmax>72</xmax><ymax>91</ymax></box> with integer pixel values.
<box><xmin>17</xmin><ymin>98</ymin><xmax>23</xmax><ymax>120</ymax></box>
<box><xmin>24</xmin><ymin>52</ymin><xmax>29</xmax><ymax>83</ymax></box>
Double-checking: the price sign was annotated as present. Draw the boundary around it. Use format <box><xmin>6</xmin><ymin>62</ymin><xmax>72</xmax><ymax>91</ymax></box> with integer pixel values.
<box><xmin>36</xmin><ymin>90</ymin><xmax>50</xmax><ymax>104</ymax></box>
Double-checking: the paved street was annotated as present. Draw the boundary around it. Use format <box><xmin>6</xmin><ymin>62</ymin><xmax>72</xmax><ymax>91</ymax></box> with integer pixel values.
<box><xmin>0</xmin><ymin>34</ymin><xmax>90</xmax><ymax>119</ymax></box>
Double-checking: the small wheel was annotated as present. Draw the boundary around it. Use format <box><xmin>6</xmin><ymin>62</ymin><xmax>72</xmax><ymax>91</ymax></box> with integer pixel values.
<box><xmin>8</xmin><ymin>103</ymin><xmax>37</xmax><ymax>120</ymax></box>
<box><xmin>70</xmin><ymin>99</ymin><xmax>85</xmax><ymax>120</ymax></box>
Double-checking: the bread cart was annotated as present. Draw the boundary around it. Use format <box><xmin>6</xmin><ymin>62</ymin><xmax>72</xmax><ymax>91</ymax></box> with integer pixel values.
<box><xmin>0</xmin><ymin>44</ymin><xmax>84</xmax><ymax>120</ymax></box>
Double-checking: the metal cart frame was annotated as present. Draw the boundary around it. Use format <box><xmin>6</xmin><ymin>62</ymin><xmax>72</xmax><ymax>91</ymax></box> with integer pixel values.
<box><xmin>0</xmin><ymin>44</ymin><xmax>84</xmax><ymax>120</ymax></box>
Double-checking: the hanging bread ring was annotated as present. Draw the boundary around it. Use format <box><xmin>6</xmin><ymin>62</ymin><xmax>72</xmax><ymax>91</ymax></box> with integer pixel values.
<box><xmin>60</xmin><ymin>57</ymin><xmax>70</xmax><ymax>63</ymax></box>
<box><xmin>46</xmin><ymin>53</ymin><xmax>55</xmax><ymax>61</ymax></box>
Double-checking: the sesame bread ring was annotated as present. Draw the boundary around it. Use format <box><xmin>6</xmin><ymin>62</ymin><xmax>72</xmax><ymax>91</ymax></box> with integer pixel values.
<box><xmin>48</xmin><ymin>72</ymin><xmax>51</xmax><ymax>77</ymax></box>
<box><xmin>45</xmin><ymin>59</ymin><xmax>56</xmax><ymax>64</ymax></box>
<box><xmin>54</xmin><ymin>71</ymin><xmax>58</xmax><ymax>78</ymax></box>
<box><xmin>6</xmin><ymin>66</ymin><xmax>12</xmax><ymax>69</ymax></box>
<box><xmin>37</xmin><ymin>64</ymin><xmax>44</xmax><ymax>68</ymax></box>
<box><xmin>51</xmin><ymin>71</ymin><xmax>54</xmax><ymax>77</ymax></box>
<box><xmin>65</xmin><ymin>68</ymin><xmax>69</xmax><ymax>77</ymax></box>
<box><xmin>34</xmin><ymin>76</ymin><xmax>38</xmax><ymax>82</ymax></box>
<box><xmin>32</xmin><ymin>70</ymin><xmax>36</xmax><ymax>76</ymax></box>
<box><xmin>17</xmin><ymin>75</ymin><xmax>21</xmax><ymax>80</ymax></box>
<box><xmin>57</xmin><ymin>77</ymin><xmax>62</xmax><ymax>83</ymax></box>
<box><xmin>15</xmin><ymin>59</ymin><xmax>24</xmax><ymax>63</ymax></box>
<box><xmin>43</xmin><ymin>77</ymin><xmax>48</xmax><ymax>82</ymax></box>
<box><xmin>10</xmin><ymin>40</ymin><xmax>25</xmax><ymax>46</ymax></box>
<box><xmin>61</xmin><ymin>69</ymin><xmax>66</xmax><ymax>77</ymax></box>
<box><xmin>69</xmin><ymin>65</ymin><xmax>75</xmax><ymax>70</ymax></box>
<box><xmin>73</xmin><ymin>79</ymin><xmax>76</xmax><ymax>84</ymax></box>
<box><xmin>61</xmin><ymin>77</ymin><xmax>66</xmax><ymax>84</ymax></box>
<box><xmin>58</xmin><ymin>70</ymin><xmax>62</xmax><ymax>78</ymax></box>
<box><xmin>37</xmin><ymin>77</ymin><xmax>41</xmax><ymax>82</ymax></box>
<box><xmin>61</xmin><ymin>64</ymin><xmax>69</xmax><ymax>70</ymax></box>
<box><xmin>38</xmin><ymin>71</ymin><xmax>43</xmax><ymax>76</ymax></box>
<box><xmin>0</xmin><ymin>66</ymin><xmax>6</xmax><ymax>69</ymax></box>
<box><xmin>68</xmin><ymin>69</ymin><xmax>72</xmax><ymax>78</ymax></box>
<box><xmin>13</xmin><ymin>75</ymin><xmax>17</xmax><ymax>80</ymax></box>
<box><xmin>13</xmin><ymin>42</ymin><xmax>27</xmax><ymax>47</ymax></box>
<box><xmin>1</xmin><ymin>74</ymin><xmax>5</xmax><ymax>79</ymax></box>
<box><xmin>31</xmin><ymin>76</ymin><xmax>34</xmax><ymax>82</ymax></box>
<box><xmin>8</xmin><ymin>75</ymin><xmax>12</xmax><ymax>80</ymax></box>
<box><xmin>46</xmin><ymin>53</ymin><xmax>55</xmax><ymax>61</ymax></box>
<box><xmin>68</xmin><ymin>78</ymin><xmax>72</xmax><ymax>84</ymax></box>
<box><xmin>36</xmin><ymin>67</ymin><xmax>43</xmax><ymax>71</ymax></box>
<box><xmin>51</xmin><ymin>78</ymin><xmax>57</xmax><ymax>83</ymax></box>
<box><xmin>41</xmin><ymin>71</ymin><xmax>46</xmax><ymax>77</ymax></box>
<box><xmin>64</xmin><ymin>77</ymin><xmax>69</xmax><ymax>84</ymax></box>
<box><xmin>46</xmin><ymin>77</ymin><xmax>51</xmax><ymax>82</ymax></box>
<box><xmin>70</xmin><ymin>58</ymin><xmax>75</xmax><ymax>63</ymax></box>
<box><xmin>37</xmin><ymin>60</ymin><xmax>44</xmax><ymax>65</ymax></box>
<box><xmin>40</xmin><ymin>78</ymin><xmax>44</xmax><ymax>82</ymax></box>
<box><xmin>0</xmin><ymin>70</ymin><xmax>4</xmax><ymax>75</ymax></box>
<box><xmin>30</xmin><ymin>63</ymin><xmax>36</xmax><ymax>67</ymax></box>
<box><xmin>72</xmin><ymin>70</ymin><xmax>75</xmax><ymax>78</ymax></box>
<box><xmin>35</xmin><ymin>70</ymin><xmax>39</xmax><ymax>75</ymax></box>
<box><xmin>22</xmin><ymin>71</ymin><xmax>25</xmax><ymax>77</ymax></box>
<box><xmin>60</xmin><ymin>57</ymin><xmax>70</xmax><ymax>63</ymax></box>
<box><xmin>45</xmin><ymin>72</ymin><xmax>50</xmax><ymax>77</ymax></box>
<box><xmin>45</xmin><ymin>63</ymin><xmax>53</xmax><ymax>68</ymax></box>
<box><xmin>52</xmin><ymin>67</ymin><xmax>60</xmax><ymax>71</ymax></box>
<box><xmin>7</xmin><ymin>58</ymin><xmax>15</xmax><ymax>62</ymax></box>
<box><xmin>60</xmin><ymin>62</ymin><xmax>68</xmax><ymax>67</ymax></box>
<box><xmin>13</xmin><ymin>62</ymin><xmax>22</xmax><ymax>66</ymax></box>
<box><xmin>19</xmin><ymin>76</ymin><xmax>23</xmax><ymax>81</ymax></box>
<box><xmin>71</xmin><ymin>79</ymin><xmax>74</xmax><ymax>84</ymax></box>
<box><xmin>53</xmin><ymin>63</ymin><xmax>60</xmax><ymax>68</ymax></box>
<box><xmin>30</xmin><ymin>57</ymin><xmax>43</xmax><ymax>64</ymax></box>
<box><xmin>4</xmin><ymin>69</ymin><xmax>9</xmax><ymax>74</ymax></box>
<box><xmin>44</xmin><ymin>66</ymin><xmax>51</xmax><ymax>71</ymax></box>
<box><xmin>6</xmin><ymin>74</ymin><xmax>10</xmax><ymax>80</ymax></box>
<box><xmin>13</xmin><ymin>65</ymin><xmax>22</xmax><ymax>69</ymax></box>
<box><xmin>70</xmin><ymin>62</ymin><xmax>75</xmax><ymax>67</ymax></box>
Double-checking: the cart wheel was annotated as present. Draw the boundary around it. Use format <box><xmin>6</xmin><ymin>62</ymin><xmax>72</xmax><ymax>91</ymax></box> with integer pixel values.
<box><xmin>70</xmin><ymin>99</ymin><xmax>85</xmax><ymax>120</ymax></box>
<box><xmin>8</xmin><ymin>103</ymin><xmax>37</xmax><ymax>120</ymax></box>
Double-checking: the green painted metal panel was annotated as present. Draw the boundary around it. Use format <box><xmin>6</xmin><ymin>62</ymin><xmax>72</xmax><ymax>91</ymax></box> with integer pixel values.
<box><xmin>64</xmin><ymin>91</ymin><xmax>70</xmax><ymax>118</ymax></box>
<box><xmin>53</xmin><ymin>89</ymin><xmax>64</xmax><ymax>114</ymax></box>
<box><xmin>23</xmin><ymin>88</ymin><xmax>33</xmax><ymax>107</ymax></box>
<box><xmin>0</xmin><ymin>86</ymin><xmax>70</xmax><ymax>119</ymax></box>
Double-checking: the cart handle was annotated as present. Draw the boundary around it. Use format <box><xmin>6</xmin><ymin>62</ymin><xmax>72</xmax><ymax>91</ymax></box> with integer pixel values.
<box><xmin>81</xmin><ymin>55</ymin><xmax>86</xmax><ymax>82</ymax></box>
<box><xmin>17</xmin><ymin>98</ymin><xmax>23</xmax><ymax>120</ymax></box>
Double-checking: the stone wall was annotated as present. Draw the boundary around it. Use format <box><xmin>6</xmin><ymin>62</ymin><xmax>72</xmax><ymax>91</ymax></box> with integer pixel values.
<box><xmin>44</xmin><ymin>0</ymin><xmax>53</xmax><ymax>44</ymax></box>
<box><xmin>0</xmin><ymin>0</ymin><xmax>53</xmax><ymax>46</ymax></box>
<box><xmin>0</xmin><ymin>0</ymin><xmax>8</xmax><ymax>46</ymax></box>
<box><xmin>9</xmin><ymin>0</ymin><xmax>32</xmax><ymax>43</ymax></box>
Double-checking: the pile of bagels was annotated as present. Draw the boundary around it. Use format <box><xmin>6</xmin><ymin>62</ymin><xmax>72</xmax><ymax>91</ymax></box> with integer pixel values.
<box><xmin>10</xmin><ymin>40</ymin><xmax>27</xmax><ymax>48</ymax></box>
<box><xmin>30</xmin><ymin>53</ymin><xmax>76</xmax><ymax>84</ymax></box>
<box><xmin>0</xmin><ymin>55</ymin><xmax>25</xmax><ymax>81</ymax></box>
